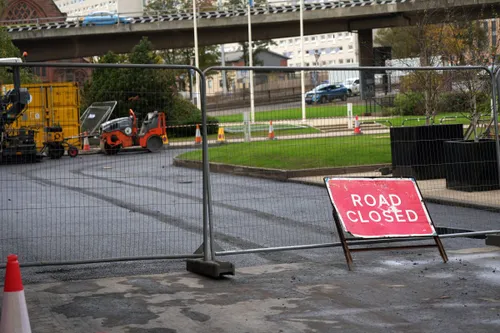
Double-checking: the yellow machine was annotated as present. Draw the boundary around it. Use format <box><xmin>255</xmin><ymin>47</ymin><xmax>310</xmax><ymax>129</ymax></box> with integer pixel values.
<box><xmin>2</xmin><ymin>82</ymin><xmax>81</xmax><ymax>159</ymax></box>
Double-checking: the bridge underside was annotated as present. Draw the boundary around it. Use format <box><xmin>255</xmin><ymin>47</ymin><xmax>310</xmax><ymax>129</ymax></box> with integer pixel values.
<box><xmin>10</xmin><ymin>3</ymin><xmax>500</xmax><ymax>62</ymax></box>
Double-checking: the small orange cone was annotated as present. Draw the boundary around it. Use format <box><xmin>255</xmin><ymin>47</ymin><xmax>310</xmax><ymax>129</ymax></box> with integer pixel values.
<box><xmin>217</xmin><ymin>127</ymin><xmax>225</xmax><ymax>144</ymax></box>
<box><xmin>194</xmin><ymin>124</ymin><xmax>202</xmax><ymax>144</ymax></box>
<box><xmin>83</xmin><ymin>132</ymin><xmax>90</xmax><ymax>151</ymax></box>
<box><xmin>268</xmin><ymin>121</ymin><xmax>275</xmax><ymax>140</ymax></box>
<box><xmin>353</xmin><ymin>116</ymin><xmax>362</xmax><ymax>135</ymax></box>
<box><xmin>0</xmin><ymin>255</ymin><xmax>32</xmax><ymax>333</ymax></box>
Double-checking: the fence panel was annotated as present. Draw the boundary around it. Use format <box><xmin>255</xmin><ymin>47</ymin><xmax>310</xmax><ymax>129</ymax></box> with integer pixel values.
<box><xmin>199</xmin><ymin>65</ymin><xmax>500</xmax><ymax>255</ymax></box>
<box><xmin>0</xmin><ymin>62</ymin><xmax>206</xmax><ymax>265</ymax></box>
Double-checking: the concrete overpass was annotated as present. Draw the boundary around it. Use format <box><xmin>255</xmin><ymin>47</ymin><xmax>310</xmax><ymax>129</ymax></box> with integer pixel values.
<box><xmin>7</xmin><ymin>0</ymin><xmax>500</xmax><ymax>62</ymax></box>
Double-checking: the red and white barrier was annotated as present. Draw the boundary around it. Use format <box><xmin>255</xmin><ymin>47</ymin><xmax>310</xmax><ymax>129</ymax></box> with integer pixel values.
<box><xmin>0</xmin><ymin>254</ymin><xmax>32</xmax><ymax>333</ymax></box>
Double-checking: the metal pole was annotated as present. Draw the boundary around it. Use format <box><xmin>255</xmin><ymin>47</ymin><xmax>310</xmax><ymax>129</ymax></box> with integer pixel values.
<box><xmin>493</xmin><ymin>72</ymin><xmax>500</xmax><ymax>188</ymax></box>
<box><xmin>247</xmin><ymin>3</ymin><xmax>255</xmax><ymax>123</ymax></box>
<box><xmin>217</xmin><ymin>0</ymin><xmax>228</xmax><ymax>94</ymax></box>
<box><xmin>221</xmin><ymin>45</ymin><xmax>227</xmax><ymax>93</ymax></box>
<box><xmin>300</xmin><ymin>0</ymin><xmax>306</xmax><ymax>121</ymax></box>
<box><xmin>193</xmin><ymin>0</ymin><xmax>201</xmax><ymax>110</ymax></box>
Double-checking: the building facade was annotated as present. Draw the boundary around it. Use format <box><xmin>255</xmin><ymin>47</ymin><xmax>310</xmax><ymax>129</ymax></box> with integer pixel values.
<box><xmin>272</xmin><ymin>31</ymin><xmax>359</xmax><ymax>68</ymax></box>
<box><xmin>53</xmin><ymin>0</ymin><xmax>145</xmax><ymax>18</ymax></box>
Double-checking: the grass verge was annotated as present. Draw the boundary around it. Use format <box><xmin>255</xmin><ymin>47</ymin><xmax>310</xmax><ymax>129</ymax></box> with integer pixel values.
<box><xmin>215</xmin><ymin>104</ymin><xmax>376</xmax><ymax>123</ymax></box>
<box><xmin>176</xmin><ymin>134</ymin><xmax>391</xmax><ymax>170</ymax></box>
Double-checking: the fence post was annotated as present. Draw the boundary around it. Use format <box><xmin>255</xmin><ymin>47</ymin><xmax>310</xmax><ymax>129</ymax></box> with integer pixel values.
<box><xmin>494</xmin><ymin>70</ymin><xmax>500</xmax><ymax>188</ymax></box>
<box><xmin>186</xmin><ymin>67</ymin><xmax>235</xmax><ymax>279</ymax></box>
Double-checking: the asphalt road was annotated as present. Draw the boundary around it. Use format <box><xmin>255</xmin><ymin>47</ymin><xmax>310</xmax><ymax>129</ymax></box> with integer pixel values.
<box><xmin>0</xmin><ymin>148</ymin><xmax>499</xmax><ymax>284</ymax></box>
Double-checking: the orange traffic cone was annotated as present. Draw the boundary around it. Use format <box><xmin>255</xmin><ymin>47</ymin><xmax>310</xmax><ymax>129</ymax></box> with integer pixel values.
<box><xmin>353</xmin><ymin>116</ymin><xmax>362</xmax><ymax>135</ymax></box>
<box><xmin>194</xmin><ymin>124</ymin><xmax>202</xmax><ymax>144</ymax></box>
<box><xmin>83</xmin><ymin>132</ymin><xmax>90</xmax><ymax>151</ymax></box>
<box><xmin>268</xmin><ymin>121</ymin><xmax>275</xmax><ymax>140</ymax></box>
<box><xmin>0</xmin><ymin>255</ymin><xmax>32</xmax><ymax>333</ymax></box>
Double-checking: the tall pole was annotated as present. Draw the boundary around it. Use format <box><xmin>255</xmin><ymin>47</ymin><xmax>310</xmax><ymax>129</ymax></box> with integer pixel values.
<box><xmin>247</xmin><ymin>2</ymin><xmax>255</xmax><ymax>123</ymax></box>
<box><xmin>300</xmin><ymin>0</ymin><xmax>306</xmax><ymax>121</ymax></box>
<box><xmin>218</xmin><ymin>0</ymin><xmax>228</xmax><ymax>94</ymax></box>
<box><xmin>193</xmin><ymin>0</ymin><xmax>201</xmax><ymax>110</ymax></box>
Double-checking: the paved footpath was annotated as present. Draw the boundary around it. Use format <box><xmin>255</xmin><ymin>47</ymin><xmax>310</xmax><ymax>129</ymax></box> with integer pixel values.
<box><xmin>5</xmin><ymin>245</ymin><xmax>500</xmax><ymax>333</ymax></box>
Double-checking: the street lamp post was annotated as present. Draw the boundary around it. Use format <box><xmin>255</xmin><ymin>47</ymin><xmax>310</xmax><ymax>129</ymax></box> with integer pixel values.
<box><xmin>193</xmin><ymin>0</ymin><xmax>201</xmax><ymax>110</ymax></box>
<box><xmin>300</xmin><ymin>0</ymin><xmax>306</xmax><ymax>121</ymax></box>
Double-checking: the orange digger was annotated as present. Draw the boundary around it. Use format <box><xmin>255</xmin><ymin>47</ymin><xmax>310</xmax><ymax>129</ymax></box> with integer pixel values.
<box><xmin>99</xmin><ymin>109</ymin><xmax>166</xmax><ymax>155</ymax></box>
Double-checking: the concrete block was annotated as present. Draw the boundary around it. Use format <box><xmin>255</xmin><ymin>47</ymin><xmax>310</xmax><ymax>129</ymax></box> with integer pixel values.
<box><xmin>186</xmin><ymin>259</ymin><xmax>235</xmax><ymax>279</ymax></box>
<box><xmin>486</xmin><ymin>234</ymin><xmax>500</xmax><ymax>247</ymax></box>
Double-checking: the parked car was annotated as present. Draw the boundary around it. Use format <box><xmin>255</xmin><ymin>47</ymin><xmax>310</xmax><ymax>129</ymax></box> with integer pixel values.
<box><xmin>305</xmin><ymin>83</ymin><xmax>348</xmax><ymax>104</ymax></box>
<box><xmin>344</xmin><ymin>78</ymin><xmax>360</xmax><ymax>96</ymax></box>
<box><xmin>81</xmin><ymin>11</ymin><xmax>133</xmax><ymax>26</ymax></box>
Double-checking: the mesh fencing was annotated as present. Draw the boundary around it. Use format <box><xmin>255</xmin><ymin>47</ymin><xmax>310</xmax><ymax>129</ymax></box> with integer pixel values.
<box><xmin>199</xmin><ymin>66</ymin><xmax>500</xmax><ymax>253</ymax></box>
<box><xmin>1</xmin><ymin>63</ymin><xmax>499</xmax><ymax>265</ymax></box>
<box><xmin>0</xmin><ymin>63</ymin><xmax>206</xmax><ymax>265</ymax></box>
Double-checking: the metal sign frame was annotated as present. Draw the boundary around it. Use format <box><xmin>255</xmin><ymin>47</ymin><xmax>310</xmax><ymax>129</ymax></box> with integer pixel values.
<box><xmin>324</xmin><ymin>177</ymin><xmax>448</xmax><ymax>271</ymax></box>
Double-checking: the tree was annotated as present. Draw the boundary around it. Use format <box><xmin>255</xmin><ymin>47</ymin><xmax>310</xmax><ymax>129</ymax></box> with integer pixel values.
<box><xmin>145</xmin><ymin>0</ymin><xmax>216</xmax><ymax>13</ymax></box>
<box><xmin>375</xmin><ymin>7</ymin><xmax>492</xmax><ymax>125</ymax></box>
<box><xmin>0</xmin><ymin>28</ymin><xmax>39</xmax><ymax>85</ymax></box>
<box><xmin>82</xmin><ymin>37</ymin><xmax>177</xmax><ymax>118</ymax></box>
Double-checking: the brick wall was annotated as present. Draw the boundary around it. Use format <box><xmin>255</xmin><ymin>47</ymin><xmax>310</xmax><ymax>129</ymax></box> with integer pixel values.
<box><xmin>1</xmin><ymin>0</ymin><xmax>64</xmax><ymax>22</ymax></box>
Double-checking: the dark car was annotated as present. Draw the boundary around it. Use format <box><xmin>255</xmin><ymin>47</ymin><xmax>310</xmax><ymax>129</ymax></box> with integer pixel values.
<box><xmin>305</xmin><ymin>83</ymin><xmax>349</xmax><ymax>104</ymax></box>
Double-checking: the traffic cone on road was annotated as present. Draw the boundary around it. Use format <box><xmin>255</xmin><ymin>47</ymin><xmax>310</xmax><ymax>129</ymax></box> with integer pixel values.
<box><xmin>0</xmin><ymin>254</ymin><xmax>32</xmax><ymax>333</ymax></box>
<box><xmin>217</xmin><ymin>127</ymin><xmax>226</xmax><ymax>144</ymax></box>
<box><xmin>353</xmin><ymin>116</ymin><xmax>362</xmax><ymax>135</ymax></box>
<box><xmin>195</xmin><ymin>124</ymin><xmax>202</xmax><ymax>144</ymax></box>
<box><xmin>268</xmin><ymin>121</ymin><xmax>275</xmax><ymax>140</ymax></box>
<box><xmin>83</xmin><ymin>132</ymin><xmax>90</xmax><ymax>151</ymax></box>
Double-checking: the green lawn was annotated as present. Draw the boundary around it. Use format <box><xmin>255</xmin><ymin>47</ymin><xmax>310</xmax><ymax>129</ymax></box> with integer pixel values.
<box><xmin>177</xmin><ymin>134</ymin><xmax>391</xmax><ymax>170</ymax></box>
<box><xmin>216</xmin><ymin>104</ymin><xmax>377</xmax><ymax>123</ymax></box>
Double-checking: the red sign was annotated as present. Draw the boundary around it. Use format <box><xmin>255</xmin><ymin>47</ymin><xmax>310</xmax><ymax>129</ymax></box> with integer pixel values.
<box><xmin>325</xmin><ymin>178</ymin><xmax>436</xmax><ymax>238</ymax></box>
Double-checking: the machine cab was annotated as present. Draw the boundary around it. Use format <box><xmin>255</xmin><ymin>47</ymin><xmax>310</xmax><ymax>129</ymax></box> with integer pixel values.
<box><xmin>139</xmin><ymin>111</ymin><xmax>160</xmax><ymax>136</ymax></box>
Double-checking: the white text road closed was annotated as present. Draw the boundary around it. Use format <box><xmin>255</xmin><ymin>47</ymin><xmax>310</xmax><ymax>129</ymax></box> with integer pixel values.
<box><xmin>325</xmin><ymin>178</ymin><xmax>437</xmax><ymax>238</ymax></box>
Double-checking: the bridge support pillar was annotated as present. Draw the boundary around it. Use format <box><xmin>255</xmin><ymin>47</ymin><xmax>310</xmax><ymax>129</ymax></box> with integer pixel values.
<box><xmin>357</xmin><ymin>29</ymin><xmax>375</xmax><ymax>100</ymax></box>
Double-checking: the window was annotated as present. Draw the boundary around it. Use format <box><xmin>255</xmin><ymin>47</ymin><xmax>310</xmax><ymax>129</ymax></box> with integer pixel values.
<box><xmin>326</xmin><ymin>48</ymin><xmax>332</xmax><ymax>54</ymax></box>
<box><xmin>339</xmin><ymin>59</ymin><xmax>344</xmax><ymax>64</ymax></box>
<box><xmin>328</xmin><ymin>34</ymin><xmax>333</xmax><ymax>39</ymax></box>
<box><xmin>305</xmin><ymin>63</ymin><xmax>310</xmax><ymax>66</ymax></box>
<box><xmin>321</xmin><ymin>61</ymin><xmax>326</xmax><ymax>66</ymax></box>
<box><xmin>348</xmin><ymin>44</ymin><xmax>353</xmax><ymax>50</ymax></box>
<box><xmin>329</xmin><ymin>60</ymin><xmax>335</xmax><ymax>65</ymax></box>
<box><xmin>321</xmin><ymin>35</ymin><xmax>326</xmax><ymax>40</ymax></box>
<box><xmin>207</xmin><ymin>80</ymin><xmax>213</xmax><ymax>89</ymax></box>
<box><xmin>288</xmin><ymin>39</ymin><xmax>293</xmax><ymax>45</ymax></box>
<box><xmin>305</xmin><ymin>37</ymin><xmax>309</xmax><ymax>42</ymax></box>
<box><xmin>311</xmin><ymin>36</ymin><xmax>316</xmax><ymax>41</ymax></box>
<box><xmin>279</xmin><ymin>40</ymin><xmax>285</xmax><ymax>46</ymax></box>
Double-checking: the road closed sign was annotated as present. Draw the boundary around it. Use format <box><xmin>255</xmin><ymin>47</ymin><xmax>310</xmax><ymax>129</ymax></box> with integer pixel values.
<box><xmin>325</xmin><ymin>178</ymin><xmax>437</xmax><ymax>238</ymax></box>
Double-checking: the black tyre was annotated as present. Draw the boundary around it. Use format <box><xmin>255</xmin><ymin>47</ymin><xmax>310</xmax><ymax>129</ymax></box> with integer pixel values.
<box><xmin>104</xmin><ymin>143</ymin><xmax>120</xmax><ymax>155</ymax></box>
<box><xmin>146</xmin><ymin>135</ymin><xmax>163</xmax><ymax>152</ymax></box>
<box><xmin>341</xmin><ymin>94</ymin><xmax>348</xmax><ymax>102</ymax></box>
<box><xmin>347</xmin><ymin>89</ymin><xmax>353</xmax><ymax>97</ymax></box>
<box><xmin>48</xmin><ymin>143</ymin><xmax>64</xmax><ymax>159</ymax></box>
<box><xmin>320</xmin><ymin>96</ymin><xmax>328</xmax><ymax>104</ymax></box>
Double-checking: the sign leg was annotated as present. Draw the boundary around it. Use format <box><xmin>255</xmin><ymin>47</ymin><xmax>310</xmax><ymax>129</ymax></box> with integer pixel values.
<box><xmin>333</xmin><ymin>209</ymin><xmax>353</xmax><ymax>270</ymax></box>
<box><xmin>433</xmin><ymin>236</ymin><xmax>448</xmax><ymax>263</ymax></box>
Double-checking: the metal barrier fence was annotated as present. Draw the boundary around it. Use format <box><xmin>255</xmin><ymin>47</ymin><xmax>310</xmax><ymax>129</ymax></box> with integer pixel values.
<box><xmin>1</xmin><ymin>62</ymin><xmax>500</xmax><ymax>267</ymax></box>
<box><xmin>202</xmin><ymin>65</ymin><xmax>500</xmax><ymax>257</ymax></box>
<box><xmin>0</xmin><ymin>62</ymin><xmax>211</xmax><ymax>266</ymax></box>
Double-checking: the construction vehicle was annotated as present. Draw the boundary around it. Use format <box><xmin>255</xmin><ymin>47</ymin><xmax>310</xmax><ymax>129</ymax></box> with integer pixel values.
<box><xmin>100</xmin><ymin>109</ymin><xmax>166</xmax><ymax>155</ymax></box>
<box><xmin>0</xmin><ymin>57</ymin><xmax>41</xmax><ymax>163</ymax></box>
